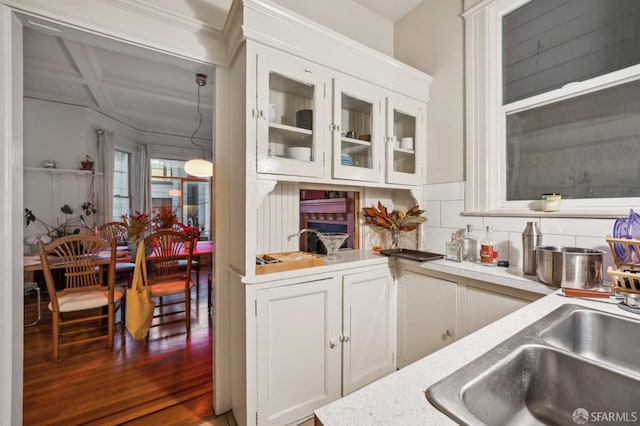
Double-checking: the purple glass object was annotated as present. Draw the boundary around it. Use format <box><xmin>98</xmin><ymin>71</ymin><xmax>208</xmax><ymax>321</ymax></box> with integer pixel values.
<box><xmin>627</xmin><ymin>209</ymin><xmax>640</xmax><ymax>262</ymax></box>
<box><xmin>613</xmin><ymin>217</ymin><xmax>628</xmax><ymax>262</ymax></box>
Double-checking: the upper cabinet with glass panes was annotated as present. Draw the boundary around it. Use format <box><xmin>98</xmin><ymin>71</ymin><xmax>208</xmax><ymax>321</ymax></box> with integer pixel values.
<box><xmin>249</xmin><ymin>43</ymin><xmax>428</xmax><ymax>187</ymax></box>
<box><xmin>255</xmin><ymin>47</ymin><xmax>328</xmax><ymax>178</ymax></box>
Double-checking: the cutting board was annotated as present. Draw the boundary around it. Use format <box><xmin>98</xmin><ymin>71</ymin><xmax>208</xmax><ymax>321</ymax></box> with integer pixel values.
<box><xmin>256</xmin><ymin>251</ymin><xmax>324</xmax><ymax>274</ymax></box>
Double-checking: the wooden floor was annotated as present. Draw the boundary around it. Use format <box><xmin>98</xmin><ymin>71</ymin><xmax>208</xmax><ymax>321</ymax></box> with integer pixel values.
<box><xmin>22</xmin><ymin>266</ymin><xmax>233</xmax><ymax>425</ymax></box>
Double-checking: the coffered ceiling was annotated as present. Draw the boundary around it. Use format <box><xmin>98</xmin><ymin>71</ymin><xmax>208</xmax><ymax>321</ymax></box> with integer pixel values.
<box><xmin>22</xmin><ymin>26</ymin><xmax>215</xmax><ymax>142</ymax></box>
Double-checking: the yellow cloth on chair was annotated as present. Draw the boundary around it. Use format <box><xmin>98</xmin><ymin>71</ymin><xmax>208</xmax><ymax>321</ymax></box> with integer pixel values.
<box><xmin>126</xmin><ymin>240</ymin><xmax>155</xmax><ymax>340</ymax></box>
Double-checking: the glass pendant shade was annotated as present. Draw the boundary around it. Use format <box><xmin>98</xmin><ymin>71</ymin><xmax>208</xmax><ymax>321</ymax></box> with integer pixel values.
<box><xmin>184</xmin><ymin>158</ymin><xmax>213</xmax><ymax>177</ymax></box>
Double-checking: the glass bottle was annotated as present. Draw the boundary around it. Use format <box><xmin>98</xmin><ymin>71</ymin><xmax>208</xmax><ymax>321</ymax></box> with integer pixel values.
<box><xmin>462</xmin><ymin>224</ymin><xmax>478</xmax><ymax>262</ymax></box>
<box><xmin>445</xmin><ymin>232</ymin><xmax>462</xmax><ymax>262</ymax></box>
<box><xmin>480</xmin><ymin>226</ymin><xmax>498</xmax><ymax>266</ymax></box>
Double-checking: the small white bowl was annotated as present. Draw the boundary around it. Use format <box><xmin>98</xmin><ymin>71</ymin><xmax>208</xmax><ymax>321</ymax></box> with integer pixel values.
<box><xmin>285</xmin><ymin>147</ymin><xmax>311</xmax><ymax>161</ymax></box>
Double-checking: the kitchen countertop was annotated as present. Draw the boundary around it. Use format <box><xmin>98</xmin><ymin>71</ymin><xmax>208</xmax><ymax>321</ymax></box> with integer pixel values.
<box><xmin>314</xmin><ymin>290</ymin><xmax>639</xmax><ymax>425</ymax></box>
<box><xmin>241</xmin><ymin>249</ymin><xmax>390</xmax><ymax>284</ymax></box>
<box><xmin>416</xmin><ymin>258</ymin><xmax>558</xmax><ymax>295</ymax></box>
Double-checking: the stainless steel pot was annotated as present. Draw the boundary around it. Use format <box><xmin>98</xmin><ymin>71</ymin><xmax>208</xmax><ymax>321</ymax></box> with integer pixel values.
<box><xmin>535</xmin><ymin>246</ymin><xmax>605</xmax><ymax>288</ymax></box>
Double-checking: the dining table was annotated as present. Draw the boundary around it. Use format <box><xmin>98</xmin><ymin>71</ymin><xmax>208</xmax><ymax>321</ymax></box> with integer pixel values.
<box><xmin>23</xmin><ymin>240</ymin><xmax>214</xmax><ymax>272</ymax></box>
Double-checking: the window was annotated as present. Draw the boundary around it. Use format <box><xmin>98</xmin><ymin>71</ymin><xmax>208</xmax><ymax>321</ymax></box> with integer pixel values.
<box><xmin>464</xmin><ymin>0</ymin><xmax>640</xmax><ymax>212</ymax></box>
<box><xmin>112</xmin><ymin>150</ymin><xmax>130</xmax><ymax>220</ymax></box>
<box><xmin>151</xmin><ymin>158</ymin><xmax>211</xmax><ymax>238</ymax></box>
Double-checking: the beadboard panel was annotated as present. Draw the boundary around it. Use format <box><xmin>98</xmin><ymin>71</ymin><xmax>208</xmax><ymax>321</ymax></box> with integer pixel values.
<box><xmin>256</xmin><ymin>181</ymin><xmax>300</xmax><ymax>254</ymax></box>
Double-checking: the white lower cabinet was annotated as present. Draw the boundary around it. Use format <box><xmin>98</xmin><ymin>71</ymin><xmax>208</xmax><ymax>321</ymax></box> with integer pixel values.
<box><xmin>254</xmin><ymin>266</ymin><xmax>396</xmax><ymax>425</ymax></box>
<box><xmin>256</xmin><ymin>277</ymin><xmax>342</xmax><ymax>426</ymax></box>
<box><xmin>464</xmin><ymin>284</ymin><xmax>532</xmax><ymax>335</ymax></box>
<box><xmin>397</xmin><ymin>270</ymin><xmax>457</xmax><ymax>368</ymax></box>
<box><xmin>342</xmin><ymin>267</ymin><xmax>396</xmax><ymax>394</ymax></box>
<box><xmin>396</xmin><ymin>264</ymin><xmax>543</xmax><ymax>369</ymax></box>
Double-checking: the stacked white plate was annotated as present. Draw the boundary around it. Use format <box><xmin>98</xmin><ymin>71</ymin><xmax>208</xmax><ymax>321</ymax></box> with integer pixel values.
<box><xmin>341</xmin><ymin>154</ymin><xmax>353</xmax><ymax>166</ymax></box>
<box><xmin>286</xmin><ymin>147</ymin><xmax>311</xmax><ymax>161</ymax></box>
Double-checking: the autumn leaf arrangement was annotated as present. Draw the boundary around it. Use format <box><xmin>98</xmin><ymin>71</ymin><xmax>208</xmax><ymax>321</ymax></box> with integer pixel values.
<box><xmin>362</xmin><ymin>202</ymin><xmax>427</xmax><ymax>232</ymax></box>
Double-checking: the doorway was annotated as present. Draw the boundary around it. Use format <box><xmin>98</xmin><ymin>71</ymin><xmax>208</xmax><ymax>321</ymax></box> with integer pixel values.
<box><xmin>13</xmin><ymin>9</ymin><xmax>220</xmax><ymax>422</ymax></box>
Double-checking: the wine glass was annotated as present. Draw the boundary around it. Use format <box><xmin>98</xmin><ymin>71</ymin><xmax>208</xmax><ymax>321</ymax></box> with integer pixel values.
<box><xmin>317</xmin><ymin>232</ymin><xmax>349</xmax><ymax>261</ymax></box>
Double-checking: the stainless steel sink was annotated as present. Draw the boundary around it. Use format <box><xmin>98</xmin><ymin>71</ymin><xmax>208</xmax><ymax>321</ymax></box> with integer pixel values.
<box><xmin>426</xmin><ymin>304</ymin><xmax>640</xmax><ymax>425</ymax></box>
<box><xmin>540</xmin><ymin>309</ymin><xmax>640</xmax><ymax>376</ymax></box>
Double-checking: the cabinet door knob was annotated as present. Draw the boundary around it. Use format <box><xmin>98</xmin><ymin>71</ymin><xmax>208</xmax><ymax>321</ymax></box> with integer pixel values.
<box><xmin>329</xmin><ymin>340</ymin><xmax>337</xmax><ymax>349</ymax></box>
<box><xmin>445</xmin><ymin>329</ymin><xmax>454</xmax><ymax>338</ymax></box>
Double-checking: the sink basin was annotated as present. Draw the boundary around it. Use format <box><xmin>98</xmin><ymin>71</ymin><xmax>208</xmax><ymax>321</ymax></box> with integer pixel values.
<box><xmin>463</xmin><ymin>345</ymin><xmax>639</xmax><ymax>425</ymax></box>
<box><xmin>540</xmin><ymin>309</ymin><xmax>640</xmax><ymax>376</ymax></box>
<box><xmin>426</xmin><ymin>305</ymin><xmax>640</xmax><ymax>425</ymax></box>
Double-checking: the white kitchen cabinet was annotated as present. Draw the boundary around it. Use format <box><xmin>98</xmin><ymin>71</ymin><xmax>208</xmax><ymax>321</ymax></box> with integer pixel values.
<box><xmin>331</xmin><ymin>77</ymin><xmax>384</xmax><ymax>182</ymax></box>
<box><xmin>385</xmin><ymin>95</ymin><xmax>426</xmax><ymax>185</ymax></box>
<box><xmin>342</xmin><ymin>267</ymin><xmax>396</xmax><ymax>394</ymax></box>
<box><xmin>256</xmin><ymin>277</ymin><xmax>342</xmax><ymax>426</ymax></box>
<box><xmin>464</xmin><ymin>284</ymin><xmax>531</xmax><ymax>335</ymax></box>
<box><xmin>397</xmin><ymin>270</ymin><xmax>457</xmax><ymax>368</ymax></box>
<box><xmin>253</xmin><ymin>266</ymin><xmax>396</xmax><ymax>425</ymax></box>
<box><xmin>255</xmin><ymin>48</ymin><xmax>329</xmax><ymax>178</ymax></box>
<box><xmin>251</xmin><ymin>44</ymin><xmax>428</xmax><ymax>187</ymax></box>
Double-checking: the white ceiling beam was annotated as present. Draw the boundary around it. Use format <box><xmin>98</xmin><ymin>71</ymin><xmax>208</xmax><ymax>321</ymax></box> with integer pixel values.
<box><xmin>61</xmin><ymin>39</ymin><xmax>113</xmax><ymax>110</ymax></box>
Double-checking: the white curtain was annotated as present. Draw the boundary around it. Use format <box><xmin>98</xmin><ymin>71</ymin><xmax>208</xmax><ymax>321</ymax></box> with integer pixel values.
<box><xmin>98</xmin><ymin>130</ymin><xmax>114</xmax><ymax>226</ymax></box>
<box><xmin>140</xmin><ymin>144</ymin><xmax>151</xmax><ymax>214</ymax></box>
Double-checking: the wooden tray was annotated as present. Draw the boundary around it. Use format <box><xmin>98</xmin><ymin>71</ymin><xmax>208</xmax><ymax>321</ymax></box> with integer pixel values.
<box><xmin>256</xmin><ymin>251</ymin><xmax>324</xmax><ymax>274</ymax></box>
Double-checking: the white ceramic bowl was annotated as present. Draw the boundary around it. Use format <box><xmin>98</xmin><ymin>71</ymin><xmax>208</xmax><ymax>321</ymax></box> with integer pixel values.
<box><xmin>285</xmin><ymin>147</ymin><xmax>311</xmax><ymax>161</ymax></box>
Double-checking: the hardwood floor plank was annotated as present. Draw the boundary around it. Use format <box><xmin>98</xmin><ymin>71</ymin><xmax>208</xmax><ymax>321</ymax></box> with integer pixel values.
<box><xmin>23</xmin><ymin>267</ymin><xmax>220</xmax><ymax>425</ymax></box>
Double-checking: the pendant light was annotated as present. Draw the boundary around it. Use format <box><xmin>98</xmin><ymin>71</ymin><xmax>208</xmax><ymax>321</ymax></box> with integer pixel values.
<box><xmin>184</xmin><ymin>73</ymin><xmax>214</xmax><ymax>177</ymax></box>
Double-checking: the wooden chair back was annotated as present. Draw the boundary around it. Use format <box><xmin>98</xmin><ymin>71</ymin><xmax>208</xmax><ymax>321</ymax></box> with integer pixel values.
<box><xmin>143</xmin><ymin>230</ymin><xmax>194</xmax><ymax>285</ymax></box>
<box><xmin>98</xmin><ymin>221</ymin><xmax>128</xmax><ymax>245</ymax></box>
<box><xmin>171</xmin><ymin>222</ymin><xmax>186</xmax><ymax>233</ymax></box>
<box><xmin>39</xmin><ymin>235</ymin><xmax>116</xmax><ymax>301</ymax></box>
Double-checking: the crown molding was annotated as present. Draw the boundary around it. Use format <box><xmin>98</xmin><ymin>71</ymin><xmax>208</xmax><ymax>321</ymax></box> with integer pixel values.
<box><xmin>99</xmin><ymin>0</ymin><xmax>224</xmax><ymax>41</ymax></box>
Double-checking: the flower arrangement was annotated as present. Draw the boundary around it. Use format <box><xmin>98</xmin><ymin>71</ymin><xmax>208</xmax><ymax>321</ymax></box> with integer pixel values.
<box><xmin>153</xmin><ymin>204</ymin><xmax>178</xmax><ymax>229</ymax></box>
<box><xmin>363</xmin><ymin>202</ymin><xmax>427</xmax><ymax>231</ymax></box>
<box><xmin>362</xmin><ymin>202</ymin><xmax>427</xmax><ymax>249</ymax></box>
<box><xmin>182</xmin><ymin>225</ymin><xmax>200</xmax><ymax>239</ymax></box>
<box><xmin>121</xmin><ymin>211</ymin><xmax>151</xmax><ymax>241</ymax></box>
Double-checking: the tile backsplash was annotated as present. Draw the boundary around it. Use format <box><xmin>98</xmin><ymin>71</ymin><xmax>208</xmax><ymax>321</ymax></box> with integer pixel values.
<box><xmin>421</xmin><ymin>182</ymin><xmax>616</xmax><ymax>275</ymax></box>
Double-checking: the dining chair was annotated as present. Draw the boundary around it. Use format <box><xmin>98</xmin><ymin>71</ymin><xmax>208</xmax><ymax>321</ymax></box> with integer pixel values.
<box><xmin>98</xmin><ymin>221</ymin><xmax>136</xmax><ymax>283</ymax></box>
<box><xmin>39</xmin><ymin>235</ymin><xmax>123</xmax><ymax>363</ymax></box>
<box><xmin>142</xmin><ymin>229</ymin><xmax>194</xmax><ymax>337</ymax></box>
<box><xmin>23</xmin><ymin>281</ymin><xmax>41</xmax><ymax>327</ymax></box>
<box><xmin>171</xmin><ymin>222</ymin><xmax>201</xmax><ymax>293</ymax></box>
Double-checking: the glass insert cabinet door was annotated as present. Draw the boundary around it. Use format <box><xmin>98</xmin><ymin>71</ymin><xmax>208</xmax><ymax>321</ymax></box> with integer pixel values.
<box><xmin>385</xmin><ymin>95</ymin><xmax>425</xmax><ymax>185</ymax></box>
<box><xmin>332</xmin><ymin>77</ymin><xmax>383</xmax><ymax>182</ymax></box>
<box><xmin>256</xmin><ymin>51</ymin><xmax>328</xmax><ymax>178</ymax></box>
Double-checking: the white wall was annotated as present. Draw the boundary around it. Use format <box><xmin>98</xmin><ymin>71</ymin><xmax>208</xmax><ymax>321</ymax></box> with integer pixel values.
<box><xmin>422</xmin><ymin>181</ymin><xmax>616</xmax><ymax>275</ymax></box>
<box><xmin>394</xmin><ymin>0</ymin><xmax>464</xmax><ymax>184</ymax></box>
<box><xmin>270</xmin><ymin>0</ymin><xmax>394</xmax><ymax>56</ymax></box>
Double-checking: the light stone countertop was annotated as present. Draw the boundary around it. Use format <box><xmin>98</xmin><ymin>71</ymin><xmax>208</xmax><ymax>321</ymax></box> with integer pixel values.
<box><xmin>314</xmin><ymin>289</ymin><xmax>639</xmax><ymax>425</ymax></box>
<box><xmin>416</xmin><ymin>258</ymin><xmax>558</xmax><ymax>295</ymax></box>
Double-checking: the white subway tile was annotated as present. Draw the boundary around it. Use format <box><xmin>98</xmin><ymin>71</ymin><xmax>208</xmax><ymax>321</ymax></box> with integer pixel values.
<box><xmin>424</xmin><ymin>200</ymin><xmax>441</xmax><ymax>228</ymax></box>
<box><xmin>508</xmin><ymin>232</ymin><xmax>523</xmax><ymax>267</ymax></box>
<box><xmin>540</xmin><ymin>234</ymin><xmax>576</xmax><ymax>247</ymax></box>
<box><xmin>540</xmin><ymin>218</ymin><xmax>615</xmax><ymax>238</ymax></box>
<box><xmin>485</xmin><ymin>217</ymin><xmax>538</xmax><ymax>234</ymax></box>
<box><xmin>441</xmin><ymin>200</ymin><xmax>483</xmax><ymax>230</ymax></box>
<box><xmin>422</xmin><ymin>227</ymin><xmax>454</xmax><ymax>254</ymax></box>
<box><xmin>423</xmin><ymin>182</ymin><xmax>463</xmax><ymax>201</ymax></box>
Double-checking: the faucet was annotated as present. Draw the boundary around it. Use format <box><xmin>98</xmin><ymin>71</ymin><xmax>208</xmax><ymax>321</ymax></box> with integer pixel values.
<box><xmin>288</xmin><ymin>228</ymin><xmax>319</xmax><ymax>241</ymax></box>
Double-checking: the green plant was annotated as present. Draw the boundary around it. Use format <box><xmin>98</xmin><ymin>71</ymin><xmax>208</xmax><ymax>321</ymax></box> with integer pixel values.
<box><xmin>24</xmin><ymin>205</ymin><xmax>85</xmax><ymax>237</ymax></box>
<box><xmin>82</xmin><ymin>201</ymin><xmax>97</xmax><ymax>216</ymax></box>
